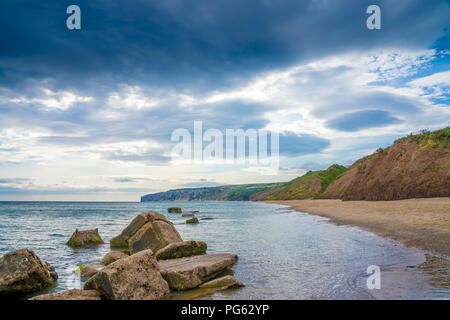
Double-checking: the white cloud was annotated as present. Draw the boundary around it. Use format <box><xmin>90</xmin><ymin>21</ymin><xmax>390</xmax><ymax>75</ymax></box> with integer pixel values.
<box><xmin>7</xmin><ymin>88</ymin><xmax>93</xmax><ymax>110</ymax></box>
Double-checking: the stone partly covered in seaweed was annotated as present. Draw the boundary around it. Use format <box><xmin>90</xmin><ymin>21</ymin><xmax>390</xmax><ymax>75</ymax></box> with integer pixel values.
<box><xmin>110</xmin><ymin>211</ymin><xmax>183</xmax><ymax>254</ymax></box>
<box><xmin>186</xmin><ymin>217</ymin><xmax>199</xmax><ymax>224</ymax></box>
<box><xmin>168</xmin><ymin>207</ymin><xmax>182</xmax><ymax>213</ymax></box>
<box><xmin>84</xmin><ymin>249</ymin><xmax>169</xmax><ymax>300</ymax></box>
<box><xmin>100</xmin><ymin>251</ymin><xmax>128</xmax><ymax>266</ymax></box>
<box><xmin>67</xmin><ymin>228</ymin><xmax>104</xmax><ymax>247</ymax></box>
<box><xmin>159</xmin><ymin>253</ymin><xmax>238</xmax><ymax>291</ymax></box>
<box><xmin>155</xmin><ymin>241</ymin><xmax>207</xmax><ymax>260</ymax></box>
<box><xmin>199</xmin><ymin>275</ymin><xmax>244</xmax><ymax>290</ymax></box>
<box><xmin>30</xmin><ymin>289</ymin><xmax>101</xmax><ymax>300</ymax></box>
<box><xmin>0</xmin><ymin>249</ymin><xmax>58</xmax><ymax>298</ymax></box>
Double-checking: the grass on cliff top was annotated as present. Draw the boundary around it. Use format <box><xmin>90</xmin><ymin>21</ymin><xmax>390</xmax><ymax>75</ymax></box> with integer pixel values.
<box><xmin>396</xmin><ymin>127</ymin><xmax>449</xmax><ymax>148</ymax></box>
<box><xmin>353</xmin><ymin>127</ymin><xmax>449</xmax><ymax>167</ymax></box>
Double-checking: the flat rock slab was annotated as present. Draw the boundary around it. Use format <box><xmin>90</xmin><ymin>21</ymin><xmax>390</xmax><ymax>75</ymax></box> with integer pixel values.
<box><xmin>30</xmin><ymin>289</ymin><xmax>101</xmax><ymax>300</ymax></box>
<box><xmin>159</xmin><ymin>253</ymin><xmax>238</xmax><ymax>291</ymax></box>
<box><xmin>155</xmin><ymin>241</ymin><xmax>207</xmax><ymax>260</ymax></box>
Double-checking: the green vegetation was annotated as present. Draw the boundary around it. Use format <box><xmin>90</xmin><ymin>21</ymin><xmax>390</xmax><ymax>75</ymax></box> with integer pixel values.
<box><xmin>318</xmin><ymin>164</ymin><xmax>347</xmax><ymax>192</ymax></box>
<box><xmin>260</xmin><ymin>164</ymin><xmax>347</xmax><ymax>200</ymax></box>
<box><xmin>226</xmin><ymin>183</ymin><xmax>284</xmax><ymax>200</ymax></box>
<box><xmin>396</xmin><ymin>127</ymin><xmax>450</xmax><ymax>148</ymax></box>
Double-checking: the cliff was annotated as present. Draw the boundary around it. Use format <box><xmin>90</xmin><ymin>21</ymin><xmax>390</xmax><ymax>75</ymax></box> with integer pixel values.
<box><xmin>319</xmin><ymin>128</ymin><xmax>450</xmax><ymax>200</ymax></box>
<box><xmin>141</xmin><ymin>183</ymin><xmax>284</xmax><ymax>202</ymax></box>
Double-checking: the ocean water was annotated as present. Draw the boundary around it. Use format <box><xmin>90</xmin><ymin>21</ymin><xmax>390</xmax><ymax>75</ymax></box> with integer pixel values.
<box><xmin>0</xmin><ymin>201</ymin><xmax>448</xmax><ymax>300</ymax></box>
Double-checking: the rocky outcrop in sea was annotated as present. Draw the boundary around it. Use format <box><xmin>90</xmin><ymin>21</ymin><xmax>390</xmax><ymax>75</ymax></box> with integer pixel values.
<box><xmin>0</xmin><ymin>209</ymin><xmax>242</xmax><ymax>300</ymax></box>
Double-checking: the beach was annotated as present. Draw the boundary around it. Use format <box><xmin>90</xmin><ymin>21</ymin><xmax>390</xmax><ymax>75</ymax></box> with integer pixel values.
<box><xmin>266</xmin><ymin>198</ymin><xmax>450</xmax><ymax>256</ymax></box>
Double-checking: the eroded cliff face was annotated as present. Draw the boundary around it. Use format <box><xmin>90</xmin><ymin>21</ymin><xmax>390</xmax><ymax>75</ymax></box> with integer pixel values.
<box><xmin>320</xmin><ymin>136</ymin><xmax>450</xmax><ymax>201</ymax></box>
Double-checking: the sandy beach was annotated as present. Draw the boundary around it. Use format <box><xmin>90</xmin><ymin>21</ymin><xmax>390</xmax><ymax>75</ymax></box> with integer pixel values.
<box><xmin>266</xmin><ymin>198</ymin><xmax>450</xmax><ymax>256</ymax></box>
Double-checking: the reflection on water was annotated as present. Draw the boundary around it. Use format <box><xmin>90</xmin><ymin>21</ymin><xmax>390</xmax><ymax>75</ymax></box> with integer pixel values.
<box><xmin>0</xmin><ymin>201</ymin><xmax>448</xmax><ymax>299</ymax></box>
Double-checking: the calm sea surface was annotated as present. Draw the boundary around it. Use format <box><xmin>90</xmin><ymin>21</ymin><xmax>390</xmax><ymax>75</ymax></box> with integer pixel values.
<box><xmin>0</xmin><ymin>201</ymin><xmax>448</xmax><ymax>299</ymax></box>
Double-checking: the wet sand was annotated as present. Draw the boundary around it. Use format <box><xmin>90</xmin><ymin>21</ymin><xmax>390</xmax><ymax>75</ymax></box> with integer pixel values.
<box><xmin>266</xmin><ymin>198</ymin><xmax>450</xmax><ymax>256</ymax></box>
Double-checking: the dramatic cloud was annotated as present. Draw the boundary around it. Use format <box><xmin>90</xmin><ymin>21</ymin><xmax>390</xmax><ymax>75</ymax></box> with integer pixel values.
<box><xmin>0</xmin><ymin>1</ymin><xmax>448</xmax><ymax>200</ymax></box>
<box><xmin>326</xmin><ymin>110</ymin><xmax>401</xmax><ymax>132</ymax></box>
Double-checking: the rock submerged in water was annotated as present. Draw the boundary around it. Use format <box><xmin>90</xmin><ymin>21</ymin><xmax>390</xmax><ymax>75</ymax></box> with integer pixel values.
<box><xmin>168</xmin><ymin>207</ymin><xmax>182</xmax><ymax>213</ymax></box>
<box><xmin>30</xmin><ymin>289</ymin><xmax>101</xmax><ymax>300</ymax></box>
<box><xmin>76</xmin><ymin>264</ymin><xmax>103</xmax><ymax>278</ymax></box>
<box><xmin>199</xmin><ymin>275</ymin><xmax>244</xmax><ymax>290</ymax></box>
<box><xmin>155</xmin><ymin>241</ymin><xmax>207</xmax><ymax>260</ymax></box>
<box><xmin>67</xmin><ymin>228</ymin><xmax>104</xmax><ymax>247</ymax></box>
<box><xmin>186</xmin><ymin>217</ymin><xmax>199</xmax><ymax>224</ymax></box>
<box><xmin>181</xmin><ymin>213</ymin><xmax>195</xmax><ymax>217</ymax></box>
<box><xmin>200</xmin><ymin>217</ymin><xmax>213</xmax><ymax>220</ymax></box>
<box><xmin>100</xmin><ymin>251</ymin><xmax>128</xmax><ymax>266</ymax></box>
<box><xmin>84</xmin><ymin>249</ymin><xmax>169</xmax><ymax>300</ymax></box>
<box><xmin>0</xmin><ymin>249</ymin><xmax>58</xmax><ymax>298</ymax></box>
<box><xmin>159</xmin><ymin>253</ymin><xmax>239</xmax><ymax>291</ymax></box>
<box><xmin>110</xmin><ymin>211</ymin><xmax>183</xmax><ymax>254</ymax></box>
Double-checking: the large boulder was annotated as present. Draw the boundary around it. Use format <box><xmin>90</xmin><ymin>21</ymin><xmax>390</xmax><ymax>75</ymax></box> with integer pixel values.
<box><xmin>100</xmin><ymin>251</ymin><xmax>128</xmax><ymax>266</ymax></box>
<box><xmin>155</xmin><ymin>241</ymin><xmax>207</xmax><ymax>260</ymax></box>
<box><xmin>67</xmin><ymin>228</ymin><xmax>104</xmax><ymax>247</ymax></box>
<box><xmin>84</xmin><ymin>249</ymin><xmax>169</xmax><ymax>300</ymax></box>
<box><xmin>0</xmin><ymin>249</ymin><xmax>58</xmax><ymax>298</ymax></box>
<box><xmin>159</xmin><ymin>253</ymin><xmax>238</xmax><ymax>291</ymax></box>
<box><xmin>110</xmin><ymin>211</ymin><xmax>183</xmax><ymax>254</ymax></box>
<box><xmin>168</xmin><ymin>207</ymin><xmax>182</xmax><ymax>213</ymax></box>
<box><xmin>30</xmin><ymin>289</ymin><xmax>101</xmax><ymax>300</ymax></box>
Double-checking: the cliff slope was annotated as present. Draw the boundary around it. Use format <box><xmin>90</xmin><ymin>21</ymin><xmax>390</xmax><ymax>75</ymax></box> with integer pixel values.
<box><xmin>319</xmin><ymin>128</ymin><xmax>450</xmax><ymax>201</ymax></box>
<box><xmin>251</xmin><ymin>164</ymin><xmax>347</xmax><ymax>200</ymax></box>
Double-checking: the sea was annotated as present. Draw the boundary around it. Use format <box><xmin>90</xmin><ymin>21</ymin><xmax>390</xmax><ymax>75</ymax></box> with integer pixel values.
<box><xmin>0</xmin><ymin>201</ymin><xmax>448</xmax><ymax>299</ymax></box>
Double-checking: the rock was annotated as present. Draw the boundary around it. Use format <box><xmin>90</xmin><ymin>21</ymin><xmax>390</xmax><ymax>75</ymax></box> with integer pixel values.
<box><xmin>199</xmin><ymin>275</ymin><xmax>244</xmax><ymax>289</ymax></box>
<box><xmin>186</xmin><ymin>217</ymin><xmax>199</xmax><ymax>224</ymax></box>
<box><xmin>84</xmin><ymin>249</ymin><xmax>169</xmax><ymax>300</ymax></box>
<box><xmin>155</xmin><ymin>241</ymin><xmax>207</xmax><ymax>260</ymax></box>
<box><xmin>100</xmin><ymin>251</ymin><xmax>128</xmax><ymax>266</ymax></box>
<box><xmin>159</xmin><ymin>253</ymin><xmax>238</xmax><ymax>290</ymax></box>
<box><xmin>181</xmin><ymin>213</ymin><xmax>195</xmax><ymax>217</ymax></box>
<box><xmin>110</xmin><ymin>212</ymin><xmax>168</xmax><ymax>248</ymax></box>
<box><xmin>29</xmin><ymin>289</ymin><xmax>101</xmax><ymax>300</ymax></box>
<box><xmin>168</xmin><ymin>207</ymin><xmax>182</xmax><ymax>213</ymax></box>
<box><xmin>67</xmin><ymin>228</ymin><xmax>104</xmax><ymax>247</ymax></box>
<box><xmin>0</xmin><ymin>249</ymin><xmax>58</xmax><ymax>298</ymax></box>
<box><xmin>200</xmin><ymin>217</ymin><xmax>213</xmax><ymax>220</ymax></box>
<box><xmin>76</xmin><ymin>264</ymin><xmax>103</xmax><ymax>278</ymax></box>
<box><xmin>110</xmin><ymin>211</ymin><xmax>182</xmax><ymax>255</ymax></box>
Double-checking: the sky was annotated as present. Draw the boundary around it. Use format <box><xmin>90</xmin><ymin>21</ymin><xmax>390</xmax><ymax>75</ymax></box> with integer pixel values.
<box><xmin>0</xmin><ymin>0</ymin><xmax>449</xmax><ymax>201</ymax></box>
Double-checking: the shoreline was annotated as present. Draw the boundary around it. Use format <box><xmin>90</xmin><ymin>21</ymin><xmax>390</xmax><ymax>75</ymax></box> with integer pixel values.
<box><xmin>265</xmin><ymin>198</ymin><xmax>450</xmax><ymax>257</ymax></box>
